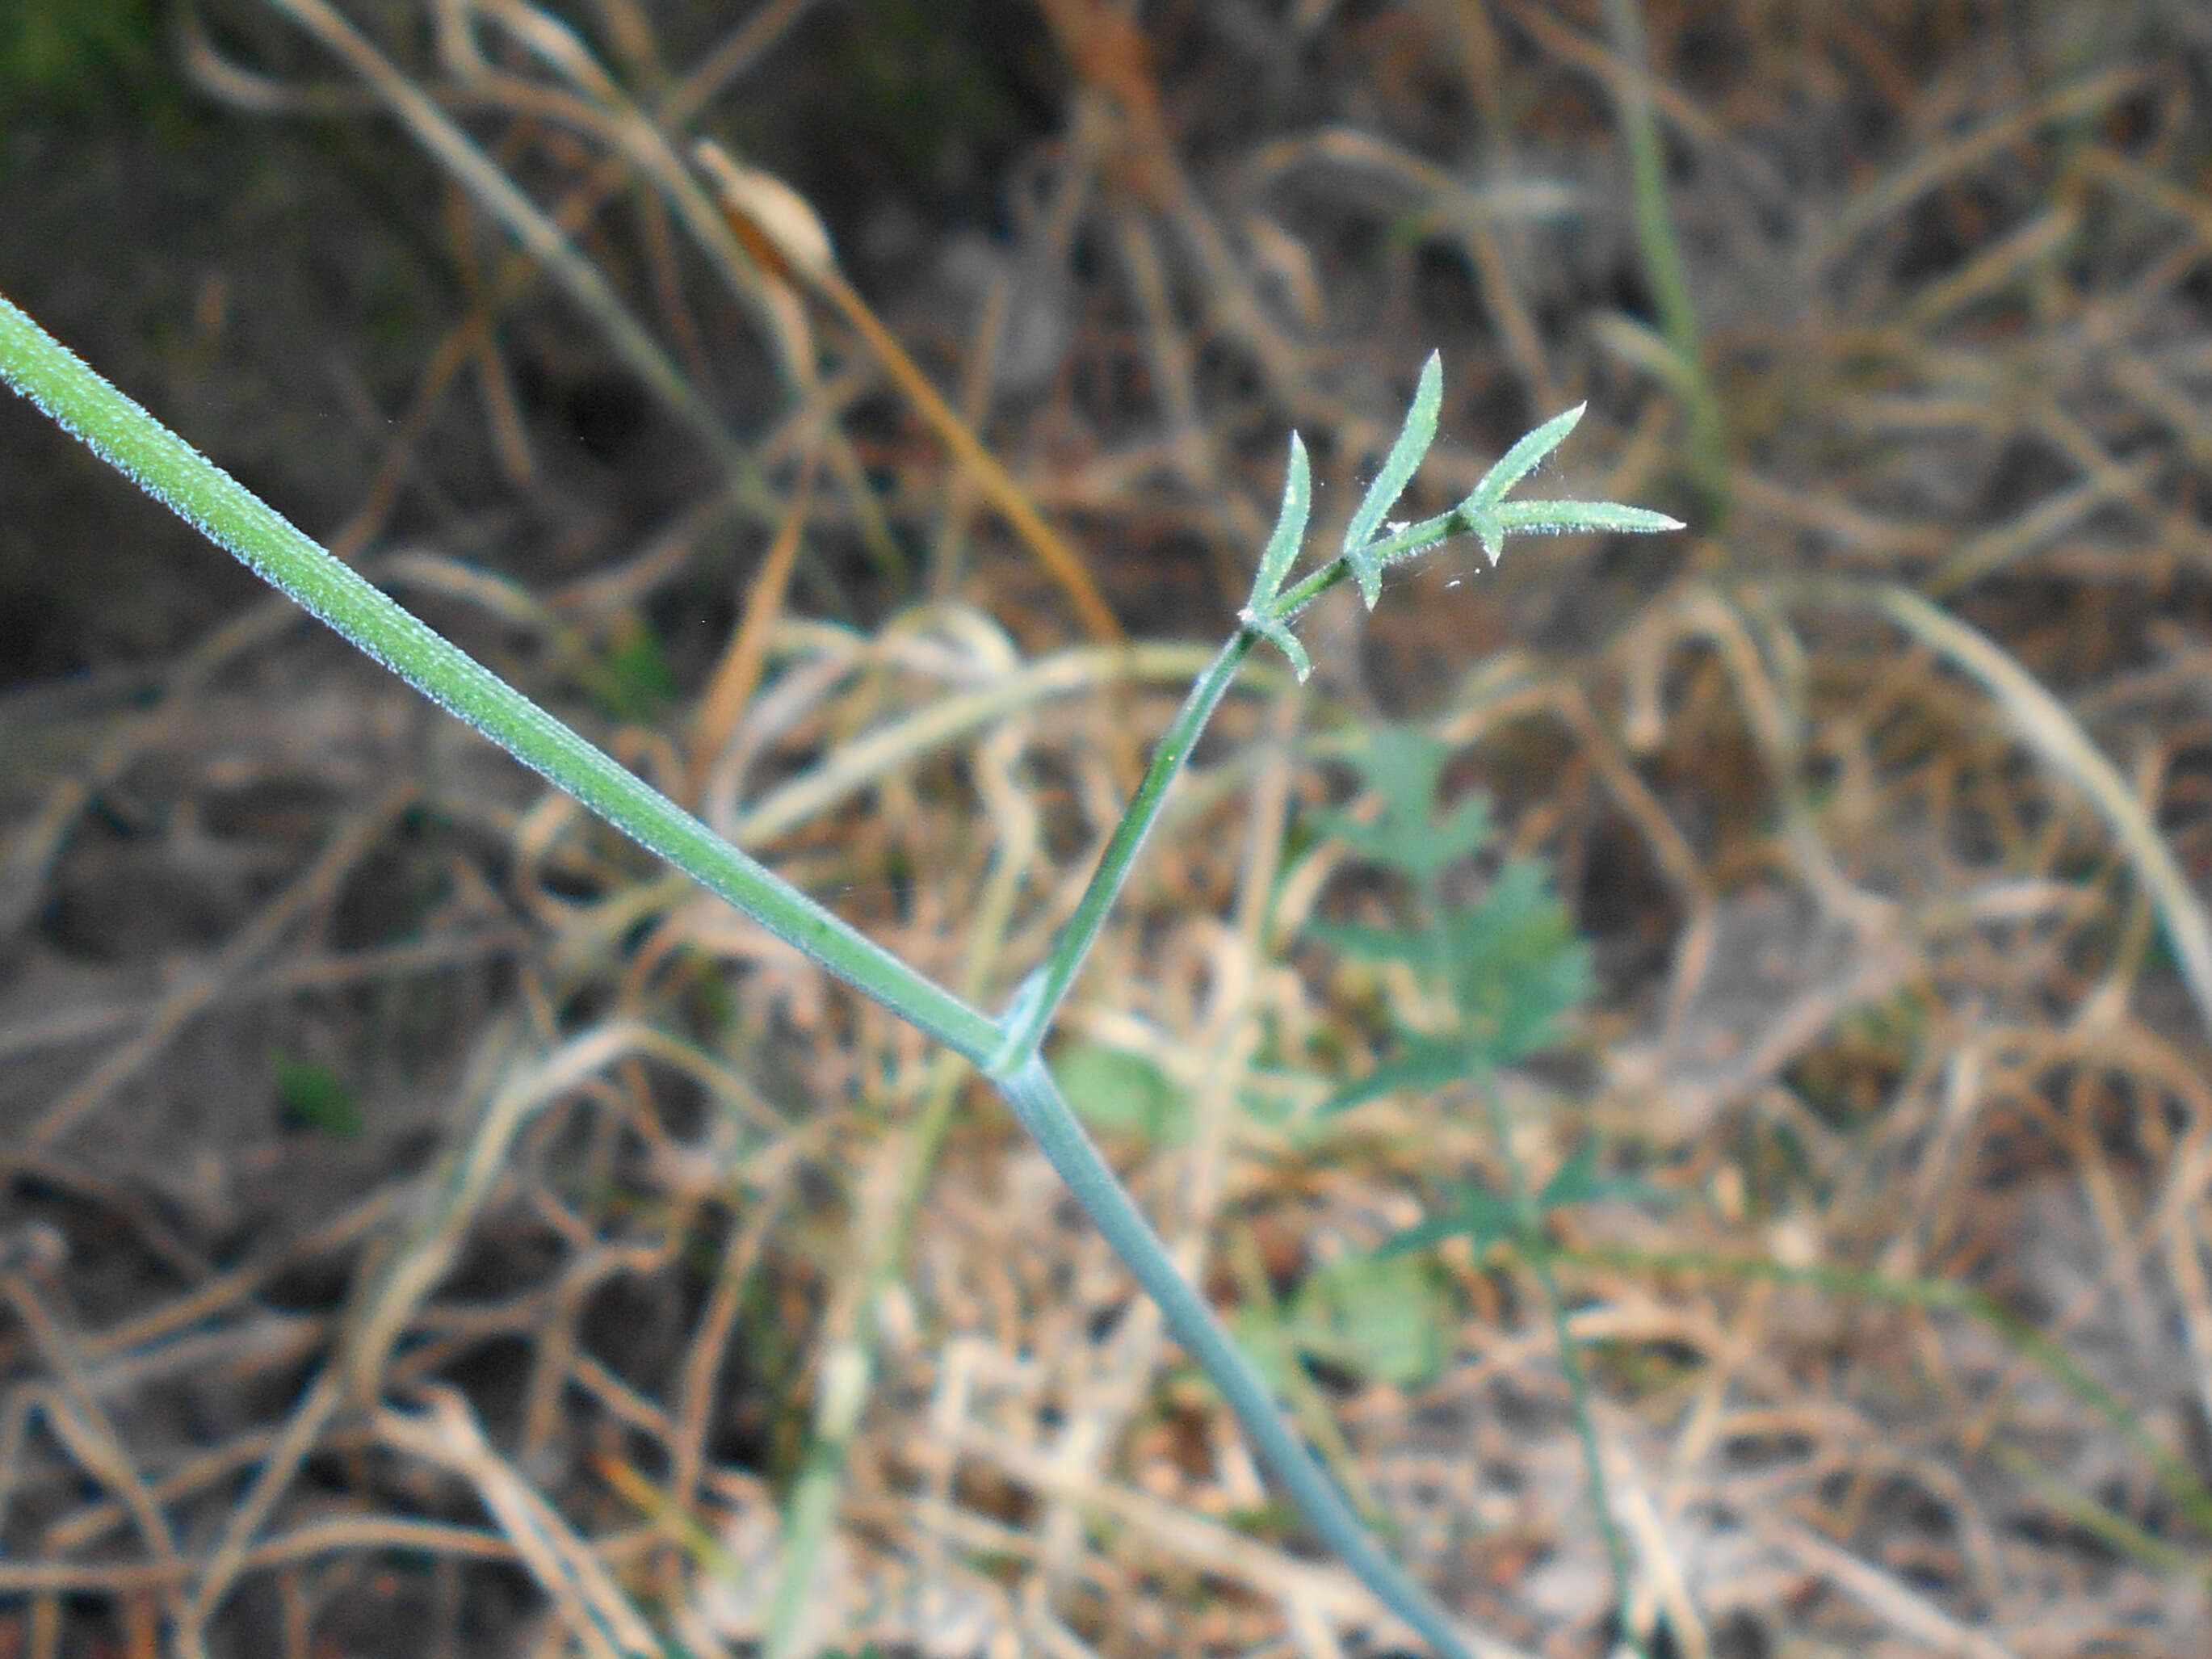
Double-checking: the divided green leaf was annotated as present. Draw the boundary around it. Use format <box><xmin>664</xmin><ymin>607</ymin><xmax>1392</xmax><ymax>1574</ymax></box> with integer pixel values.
<box><xmin>1438</xmin><ymin>858</ymin><xmax>1595</xmax><ymax>1073</ymax></box>
<box><xmin>1306</xmin><ymin>723</ymin><xmax>1593</xmax><ymax>1116</ymax></box>
<box><xmin>1316</xmin><ymin>726</ymin><xmax>1490</xmax><ymax>883</ymax></box>
<box><xmin>1235</xmin><ymin>355</ymin><xmax>1681</xmax><ymax>679</ymax></box>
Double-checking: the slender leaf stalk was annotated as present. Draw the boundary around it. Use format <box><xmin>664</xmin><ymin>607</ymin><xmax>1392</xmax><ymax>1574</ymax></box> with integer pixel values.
<box><xmin>992</xmin><ymin>632</ymin><xmax>1256</xmax><ymax>1069</ymax></box>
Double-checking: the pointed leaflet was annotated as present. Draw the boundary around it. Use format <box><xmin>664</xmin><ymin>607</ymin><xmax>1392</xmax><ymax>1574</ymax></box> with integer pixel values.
<box><xmin>1249</xmin><ymin>613</ymin><xmax>1312</xmax><ymax>681</ymax></box>
<box><xmin>1242</xmin><ymin>433</ymin><xmax>1314</xmax><ymax>677</ymax></box>
<box><xmin>1341</xmin><ymin>352</ymin><xmax>1442</xmax><ymax>609</ymax></box>
<box><xmin>1455</xmin><ymin>403</ymin><xmax>1689</xmax><ymax>565</ymax></box>
<box><xmin>1314</xmin><ymin>1035</ymin><xmax>1467</xmax><ymax>1119</ymax></box>
<box><xmin>1490</xmin><ymin>498</ymin><xmax>1685</xmax><ymax>538</ymax></box>
<box><xmin>1459</xmin><ymin>401</ymin><xmax>1585</xmax><ymax>565</ymax></box>
<box><xmin>1463</xmin><ymin>401</ymin><xmax>1586</xmax><ymax>515</ymax></box>
<box><xmin>1249</xmin><ymin>431</ymin><xmax>1312</xmax><ymax>611</ymax></box>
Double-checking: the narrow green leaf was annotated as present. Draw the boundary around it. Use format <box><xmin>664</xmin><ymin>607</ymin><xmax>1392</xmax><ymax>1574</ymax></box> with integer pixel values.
<box><xmin>1341</xmin><ymin>352</ymin><xmax>1443</xmax><ymax>610</ymax></box>
<box><xmin>1243</xmin><ymin>611</ymin><xmax>1312</xmax><ymax>681</ymax></box>
<box><xmin>1314</xmin><ymin>1036</ymin><xmax>1467</xmax><ymax>1117</ymax></box>
<box><xmin>1249</xmin><ymin>431</ymin><xmax>1312</xmax><ymax>610</ymax></box>
<box><xmin>1491</xmin><ymin>498</ymin><xmax>1685</xmax><ymax>538</ymax></box>
<box><xmin>1462</xmin><ymin>401</ymin><xmax>1585</xmax><ymax>514</ymax></box>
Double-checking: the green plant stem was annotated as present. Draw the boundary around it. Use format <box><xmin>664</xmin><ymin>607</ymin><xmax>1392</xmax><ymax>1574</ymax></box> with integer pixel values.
<box><xmin>991</xmin><ymin>491</ymin><xmax>1555</xmax><ymax>1069</ymax></box>
<box><xmin>0</xmin><ymin>293</ymin><xmax>1002</xmax><ymax>1066</ymax></box>
<box><xmin>0</xmin><ymin>292</ymin><xmax>1469</xmax><ymax>1656</ymax></box>
<box><xmin>994</xmin><ymin>632</ymin><xmax>1255</xmax><ymax>1067</ymax></box>
<box><xmin>996</xmin><ymin>1056</ymin><xmax>1474</xmax><ymax>1659</ymax></box>
<box><xmin>1601</xmin><ymin>0</ymin><xmax>1728</xmax><ymax>513</ymax></box>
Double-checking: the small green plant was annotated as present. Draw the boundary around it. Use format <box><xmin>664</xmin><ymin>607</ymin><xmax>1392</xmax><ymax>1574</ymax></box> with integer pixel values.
<box><xmin>1299</xmin><ymin>724</ymin><xmax>1658</xmax><ymax>1640</ymax></box>
<box><xmin>1308</xmin><ymin>727</ymin><xmax>1596</xmax><ymax>1108</ymax></box>
<box><xmin>0</xmin><ymin>292</ymin><xmax>1681</xmax><ymax>1659</ymax></box>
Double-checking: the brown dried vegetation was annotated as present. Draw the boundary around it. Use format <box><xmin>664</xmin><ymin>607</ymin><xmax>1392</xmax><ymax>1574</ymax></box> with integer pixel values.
<box><xmin>5</xmin><ymin>1</ymin><xmax>2212</xmax><ymax>1655</ymax></box>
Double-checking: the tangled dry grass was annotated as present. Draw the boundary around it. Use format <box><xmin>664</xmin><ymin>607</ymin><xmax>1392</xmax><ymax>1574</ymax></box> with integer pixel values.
<box><xmin>5</xmin><ymin>1</ymin><xmax>2212</xmax><ymax>1655</ymax></box>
